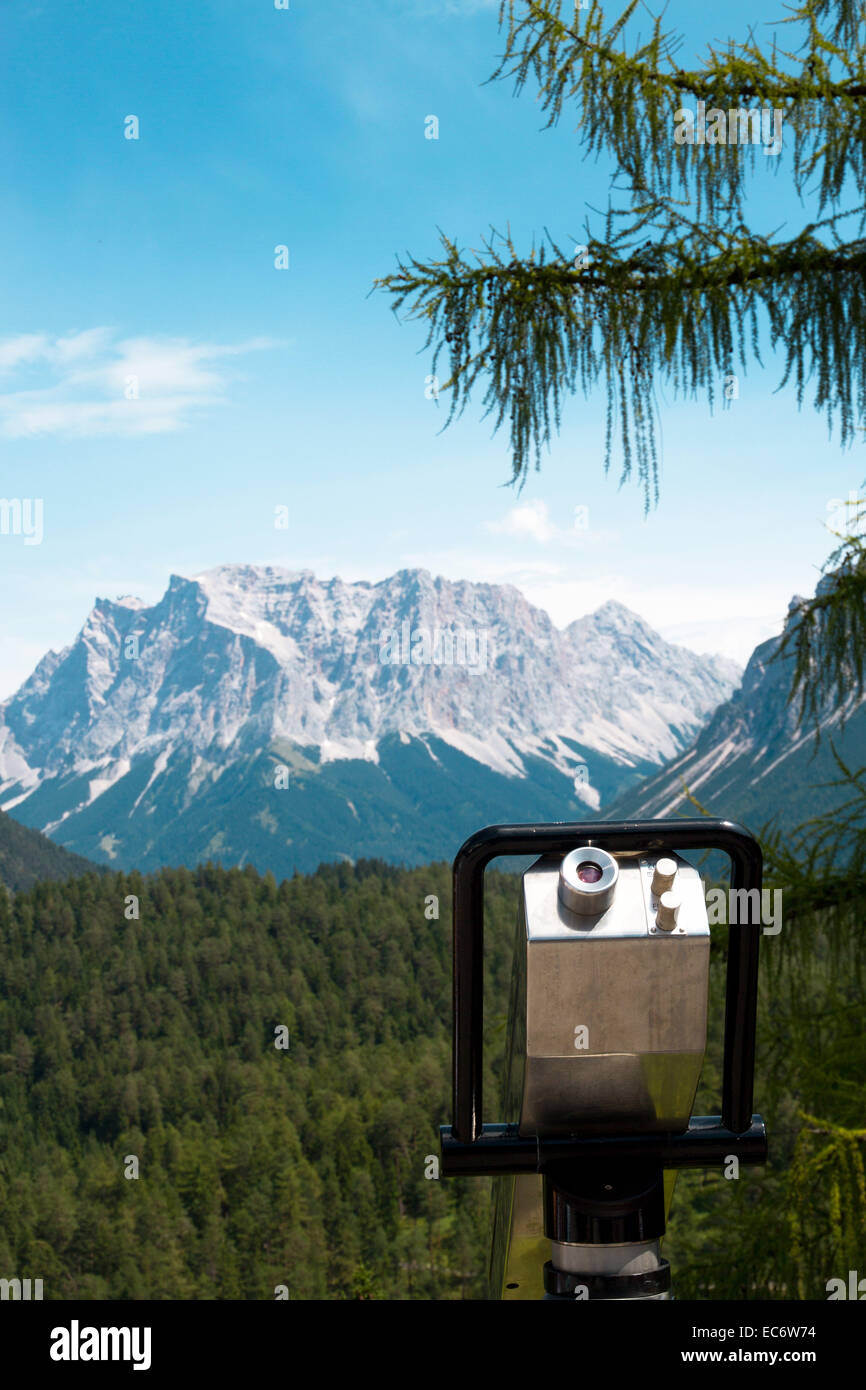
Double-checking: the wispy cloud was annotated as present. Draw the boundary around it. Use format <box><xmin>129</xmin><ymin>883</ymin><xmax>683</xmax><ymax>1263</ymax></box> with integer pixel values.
<box><xmin>485</xmin><ymin>499</ymin><xmax>597</xmax><ymax>545</ymax></box>
<box><xmin>0</xmin><ymin>331</ymin><xmax>279</xmax><ymax>438</ymax></box>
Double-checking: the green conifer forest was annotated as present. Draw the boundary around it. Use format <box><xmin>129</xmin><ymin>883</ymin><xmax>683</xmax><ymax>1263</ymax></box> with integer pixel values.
<box><xmin>0</xmin><ymin>854</ymin><xmax>861</xmax><ymax>1299</ymax></box>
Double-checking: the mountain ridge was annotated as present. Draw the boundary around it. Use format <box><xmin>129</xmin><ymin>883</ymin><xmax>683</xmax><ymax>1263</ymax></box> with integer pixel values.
<box><xmin>601</xmin><ymin>582</ymin><xmax>865</xmax><ymax>843</ymax></box>
<box><xmin>0</xmin><ymin>565</ymin><xmax>739</xmax><ymax>875</ymax></box>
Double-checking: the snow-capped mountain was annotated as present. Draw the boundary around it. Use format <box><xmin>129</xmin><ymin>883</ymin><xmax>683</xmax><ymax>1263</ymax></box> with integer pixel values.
<box><xmin>603</xmin><ymin>582</ymin><xmax>866</xmax><ymax>843</ymax></box>
<box><xmin>0</xmin><ymin>565</ymin><xmax>740</xmax><ymax>875</ymax></box>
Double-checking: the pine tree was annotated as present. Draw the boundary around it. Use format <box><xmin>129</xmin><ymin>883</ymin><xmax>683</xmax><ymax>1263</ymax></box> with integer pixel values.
<box><xmin>376</xmin><ymin>0</ymin><xmax>866</xmax><ymax>511</ymax></box>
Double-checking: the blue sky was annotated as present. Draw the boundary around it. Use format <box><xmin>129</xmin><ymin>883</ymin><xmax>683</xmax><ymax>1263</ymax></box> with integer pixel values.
<box><xmin>0</xmin><ymin>0</ymin><xmax>861</xmax><ymax>698</ymax></box>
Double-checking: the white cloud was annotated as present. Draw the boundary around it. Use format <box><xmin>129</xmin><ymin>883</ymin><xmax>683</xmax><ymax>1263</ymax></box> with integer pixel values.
<box><xmin>0</xmin><ymin>334</ymin><xmax>51</xmax><ymax>371</ymax></box>
<box><xmin>0</xmin><ymin>331</ymin><xmax>279</xmax><ymax>438</ymax></box>
<box><xmin>485</xmin><ymin>499</ymin><xmax>600</xmax><ymax>545</ymax></box>
<box><xmin>53</xmin><ymin>329</ymin><xmax>116</xmax><ymax>364</ymax></box>
<box><xmin>487</xmin><ymin>499</ymin><xmax>557</xmax><ymax>542</ymax></box>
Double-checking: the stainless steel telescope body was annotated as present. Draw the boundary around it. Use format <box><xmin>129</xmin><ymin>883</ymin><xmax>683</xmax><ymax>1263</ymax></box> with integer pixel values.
<box><xmin>492</xmin><ymin>845</ymin><xmax>711</xmax><ymax>1298</ymax></box>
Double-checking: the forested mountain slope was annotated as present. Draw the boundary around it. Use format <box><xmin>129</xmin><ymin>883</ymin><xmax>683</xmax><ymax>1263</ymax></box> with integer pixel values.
<box><xmin>0</xmin><ymin>805</ymin><xmax>102</xmax><ymax>893</ymax></box>
<box><xmin>0</xmin><ymin>859</ymin><xmax>514</xmax><ymax>1298</ymax></box>
<box><xmin>0</xmin><ymin>857</ymin><xmax>859</xmax><ymax>1299</ymax></box>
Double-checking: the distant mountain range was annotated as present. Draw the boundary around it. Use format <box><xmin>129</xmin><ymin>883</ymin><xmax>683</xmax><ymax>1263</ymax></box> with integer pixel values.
<box><xmin>605</xmin><ymin>587</ymin><xmax>866</xmax><ymax>842</ymax></box>
<box><xmin>0</xmin><ymin>565</ymin><xmax>739</xmax><ymax>877</ymax></box>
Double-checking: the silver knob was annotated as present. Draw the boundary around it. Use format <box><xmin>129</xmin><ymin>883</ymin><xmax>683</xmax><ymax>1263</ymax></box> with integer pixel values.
<box><xmin>656</xmin><ymin>890</ymin><xmax>682</xmax><ymax>932</ymax></box>
<box><xmin>651</xmin><ymin>857</ymin><xmax>678</xmax><ymax>897</ymax></box>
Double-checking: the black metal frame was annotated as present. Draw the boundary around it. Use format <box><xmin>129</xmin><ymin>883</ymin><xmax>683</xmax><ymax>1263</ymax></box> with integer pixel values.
<box><xmin>439</xmin><ymin>819</ymin><xmax>768</xmax><ymax>1175</ymax></box>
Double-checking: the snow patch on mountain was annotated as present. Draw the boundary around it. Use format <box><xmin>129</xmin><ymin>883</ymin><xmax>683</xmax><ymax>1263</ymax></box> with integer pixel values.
<box><xmin>0</xmin><ymin>565</ymin><xmax>740</xmax><ymax>838</ymax></box>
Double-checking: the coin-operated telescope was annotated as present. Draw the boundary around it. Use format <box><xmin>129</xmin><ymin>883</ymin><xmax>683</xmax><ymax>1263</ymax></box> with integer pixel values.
<box><xmin>440</xmin><ymin>820</ymin><xmax>767</xmax><ymax>1300</ymax></box>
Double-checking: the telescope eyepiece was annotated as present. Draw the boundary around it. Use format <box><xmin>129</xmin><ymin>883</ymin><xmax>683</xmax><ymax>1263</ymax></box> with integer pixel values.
<box><xmin>558</xmin><ymin>845</ymin><xmax>619</xmax><ymax>916</ymax></box>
